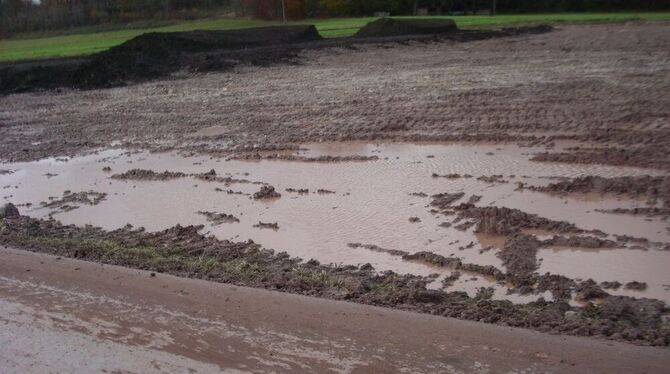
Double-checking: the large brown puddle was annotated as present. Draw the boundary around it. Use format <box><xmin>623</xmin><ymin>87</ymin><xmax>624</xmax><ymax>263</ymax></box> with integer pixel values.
<box><xmin>2</xmin><ymin>142</ymin><xmax>669</xmax><ymax>304</ymax></box>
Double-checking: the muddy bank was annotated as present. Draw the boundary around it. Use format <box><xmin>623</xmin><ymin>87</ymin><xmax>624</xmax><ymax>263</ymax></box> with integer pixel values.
<box><xmin>525</xmin><ymin>175</ymin><xmax>670</xmax><ymax>206</ymax></box>
<box><xmin>531</xmin><ymin>146</ymin><xmax>670</xmax><ymax>171</ymax></box>
<box><xmin>4</xmin><ymin>247</ymin><xmax>670</xmax><ymax>373</ymax></box>
<box><xmin>424</xmin><ymin>192</ymin><xmax>669</xmax><ymax>310</ymax></box>
<box><xmin>0</xmin><ymin>23</ymin><xmax>554</xmax><ymax>96</ymax></box>
<box><xmin>1</xmin><ymin>213</ymin><xmax>668</xmax><ymax>346</ymax></box>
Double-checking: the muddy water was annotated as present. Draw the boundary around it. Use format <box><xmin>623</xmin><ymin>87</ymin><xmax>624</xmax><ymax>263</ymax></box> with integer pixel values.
<box><xmin>2</xmin><ymin>142</ymin><xmax>669</xmax><ymax>303</ymax></box>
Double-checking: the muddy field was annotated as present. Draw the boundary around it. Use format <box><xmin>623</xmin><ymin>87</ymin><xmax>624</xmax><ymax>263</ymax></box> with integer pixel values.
<box><xmin>1</xmin><ymin>21</ymin><xmax>670</xmax><ymax>351</ymax></box>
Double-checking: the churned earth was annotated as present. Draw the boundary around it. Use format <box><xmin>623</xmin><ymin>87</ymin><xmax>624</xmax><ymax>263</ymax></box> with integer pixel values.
<box><xmin>1</xmin><ymin>20</ymin><xmax>670</xmax><ymax>372</ymax></box>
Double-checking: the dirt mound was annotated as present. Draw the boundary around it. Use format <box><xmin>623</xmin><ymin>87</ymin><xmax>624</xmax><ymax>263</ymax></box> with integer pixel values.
<box><xmin>0</xmin><ymin>203</ymin><xmax>20</xmax><ymax>219</ymax></box>
<box><xmin>74</xmin><ymin>25</ymin><xmax>321</xmax><ymax>88</ymax></box>
<box><xmin>1</xmin><ymin>25</ymin><xmax>321</xmax><ymax>93</ymax></box>
<box><xmin>355</xmin><ymin>18</ymin><xmax>458</xmax><ymax>38</ymax></box>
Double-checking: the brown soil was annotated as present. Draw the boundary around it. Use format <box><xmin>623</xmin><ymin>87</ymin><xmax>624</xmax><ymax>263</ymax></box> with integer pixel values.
<box><xmin>111</xmin><ymin>168</ymin><xmax>187</xmax><ymax>181</ymax></box>
<box><xmin>0</xmin><ymin>26</ymin><xmax>322</xmax><ymax>93</ymax></box>
<box><xmin>0</xmin><ymin>203</ymin><xmax>19</xmax><ymax>218</ymax></box>
<box><xmin>231</xmin><ymin>154</ymin><xmax>379</xmax><ymax>162</ymax></box>
<box><xmin>253</xmin><ymin>185</ymin><xmax>281</xmax><ymax>199</ymax></box>
<box><xmin>2</xmin><ymin>213</ymin><xmax>669</xmax><ymax>346</ymax></box>
<box><xmin>354</xmin><ymin>18</ymin><xmax>458</xmax><ymax>38</ymax></box>
<box><xmin>1</xmin><ymin>21</ymin><xmax>670</xmax><ymax>350</ymax></box>
<box><xmin>197</xmin><ymin>211</ymin><xmax>240</xmax><ymax>225</ymax></box>
<box><xmin>253</xmin><ymin>221</ymin><xmax>279</xmax><ymax>230</ymax></box>
<box><xmin>40</xmin><ymin>190</ymin><xmax>107</xmax><ymax>212</ymax></box>
<box><xmin>526</xmin><ymin>175</ymin><xmax>670</xmax><ymax>207</ymax></box>
<box><xmin>625</xmin><ymin>281</ymin><xmax>648</xmax><ymax>291</ymax></box>
<box><xmin>1</xmin><ymin>23</ymin><xmax>667</xmax><ymax>169</ymax></box>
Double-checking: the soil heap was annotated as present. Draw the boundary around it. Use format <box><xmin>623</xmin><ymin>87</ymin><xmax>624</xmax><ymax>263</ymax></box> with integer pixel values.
<box><xmin>355</xmin><ymin>18</ymin><xmax>458</xmax><ymax>38</ymax></box>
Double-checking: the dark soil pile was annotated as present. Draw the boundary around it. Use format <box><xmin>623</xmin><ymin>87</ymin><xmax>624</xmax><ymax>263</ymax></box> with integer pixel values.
<box><xmin>0</xmin><ymin>25</ymin><xmax>321</xmax><ymax>93</ymax></box>
<box><xmin>354</xmin><ymin>18</ymin><xmax>458</xmax><ymax>38</ymax></box>
<box><xmin>74</xmin><ymin>25</ymin><xmax>322</xmax><ymax>88</ymax></box>
<box><xmin>0</xmin><ymin>23</ymin><xmax>554</xmax><ymax>97</ymax></box>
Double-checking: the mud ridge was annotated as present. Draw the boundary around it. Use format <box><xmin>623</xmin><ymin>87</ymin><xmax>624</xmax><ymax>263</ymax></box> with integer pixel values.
<box><xmin>0</xmin><ymin>213</ymin><xmax>668</xmax><ymax>346</ymax></box>
<box><xmin>197</xmin><ymin>211</ymin><xmax>240</xmax><ymax>225</ymax></box>
<box><xmin>41</xmin><ymin>190</ymin><xmax>107</xmax><ymax>212</ymax></box>
<box><xmin>111</xmin><ymin>169</ymin><xmax>187</xmax><ymax>181</ymax></box>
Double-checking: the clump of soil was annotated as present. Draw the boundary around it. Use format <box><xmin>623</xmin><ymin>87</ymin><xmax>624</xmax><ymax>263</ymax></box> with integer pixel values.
<box><xmin>286</xmin><ymin>188</ymin><xmax>309</xmax><ymax>194</ymax></box>
<box><xmin>498</xmin><ymin>233</ymin><xmax>543</xmax><ymax>289</ymax></box>
<box><xmin>430</xmin><ymin>192</ymin><xmax>465</xmax><ymax>210</ymax></box>
<box><xmin>41</xmin><ymin>191</ymin><xmax>107</xmax><ymax>212</ymax></box>
<box><xmin>197</xmin><ymin>211</ymin><xmax>240</xmax><ymax>225</ymax></box>
<box><xmin>0</xmin><ymin>203</ymin><xmax>19</xmax><ymax>218</ymax></box>
<box><xmin>232</xmin><ymin>154</ymin><xmax>378</xmax><ymax>162</ymax></box>
<box><xmin>215</xmin><ymin>188</ymin><xmax>247</xmax><ymax>195</ymax></box>
<box><xmin>601</xmin><ymin>281</ymin><xmax>623</xmax><ymax>290</ymax></box>
<box><xmin>477</xmin><ymin>175</ymin><xmax>508</xmax><ymax>184</ymax></box>
<box><xmin>459</xmin><ymin>263</ymin><xmax>506</xmax><ymax>282</ymax></box>
<box><xmin>194</xmin><ymin>169</ymin><xmax>260</xmax><ymax>186</ymax></box>
<box><xmin>467</xmin><ymin>195</ymin><xmax>482</xmax><ymax>204</ymax></box>
<box><xmin>0</xmin><ymin>169</ymin><xmax>14</xmax><ymax>175</ymax></box>
<box><xmin>253</xmin><ymin>221</ymin><xmax>279</xmax><ymax>230</ymax></box>
<box><xmin>432</xmin><ymin>173</ymin><xmax>469</xmax><ymax>179</ymax></box>
<box><xmin>355</xmin><ymin>18</ymin><xmax>458</xmax><ymax>38</ymax></box>
<box><xmin>402</xmin><ymin>251</ymin><xmax>461</xmax><ymax>268</ymax></box>
<box><xmin>546</xmin><ymin>235</ymin><xmax>618</xmax><ymax>249</ymax></box>
<box><xmin>347</xmin><ymin>243</ymin><xmax>409</xmax><ymax>257</ymax></box>
<box><xmin>527</xmin><ymin>175</ymin><xmax>670</xmax><ymax>206</ymax></box>
<box><xmin>625</xmin><ymin>281</ymin><xmax>648</xmax><ymax>291</ymax></box>
<box><xmin>454</xmin><ymin>205</ymin><xmax>579</xmax><ymax>236</ymax></box>
<box><xmin>0</xmin><ymin>214</ymin><xmax>668</xmax><ymax>346</ymax></box>
<box><xmin>316</xmin><ymin>189</ymin><xmax>336</xmax><ymax>194</ymax></box>
<box><xmin>111</xmin><ymin>169</ymin><xmax>186</xmax><ymax>181</ymax></box>
<box><xmin>442</xmin><ymin>271</ymin><xmax>461</xmax><ymax>287</ymax></box>
<box><xmin>253</xmin><ymin>185</ymin><xmax>281</xmax><ymax>200</ymax></box>
<box><xmin>408</xmin><ymin>216</ymin><xmax>421</xmax><ymax>223</ymax></box>
<box><xmin>575</xmin><ymin>279</ymin><xmax>610</xmax><ymax>302</ymax></box>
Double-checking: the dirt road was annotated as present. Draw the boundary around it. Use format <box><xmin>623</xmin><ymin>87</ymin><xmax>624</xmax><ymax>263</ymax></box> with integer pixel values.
<box><xmin>1</xmin><ymin>246</ymin><xmax>668</xmax><ymax>373</ymax></box>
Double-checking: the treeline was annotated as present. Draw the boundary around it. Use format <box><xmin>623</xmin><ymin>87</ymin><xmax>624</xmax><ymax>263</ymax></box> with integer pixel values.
<box><xmin>1</xmin><ymin>0</ymin><xmax>668</xmax><ymax>37</ymax></box>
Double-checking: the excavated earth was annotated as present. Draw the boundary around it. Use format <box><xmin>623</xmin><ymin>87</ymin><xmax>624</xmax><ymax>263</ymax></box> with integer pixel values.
<box><xmin>1</xmin><ymin>21</ymin><xmax>670</xmax><ymax>350</ymax></box>
<box><xmin>0</xmin><ymin>22</ymin><xmax>668</xmax><ymax>168</ymax></box>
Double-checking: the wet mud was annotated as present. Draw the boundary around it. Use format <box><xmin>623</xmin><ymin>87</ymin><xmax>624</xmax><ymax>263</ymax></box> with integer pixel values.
<box><xmin>1</xmin><ymin>21</ymin><xmax>669</xmax><ymax>348</ymax></box>
<box><xmin>197</xmin><ymin>211</ymin><xmax>240</xmax><ymax>225</ymax></box>
<box><xmin>111</xmin><ymin>169</ymin><xmax>187</xmax><ymax>181</ymax></box>
<box><xmin>1</xmin><ymin>213</ymin><xmax>669</xmax><ymax>347</ymax></box>
<box><xmin>41</xmin><ymin>190</ymin><xmax>107</xmax><ymax>213</ymax></box>
<box><xmin>1</xmin><ymin>23</ymin><xmax>668</xmax><ymax>169</ymax></box>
